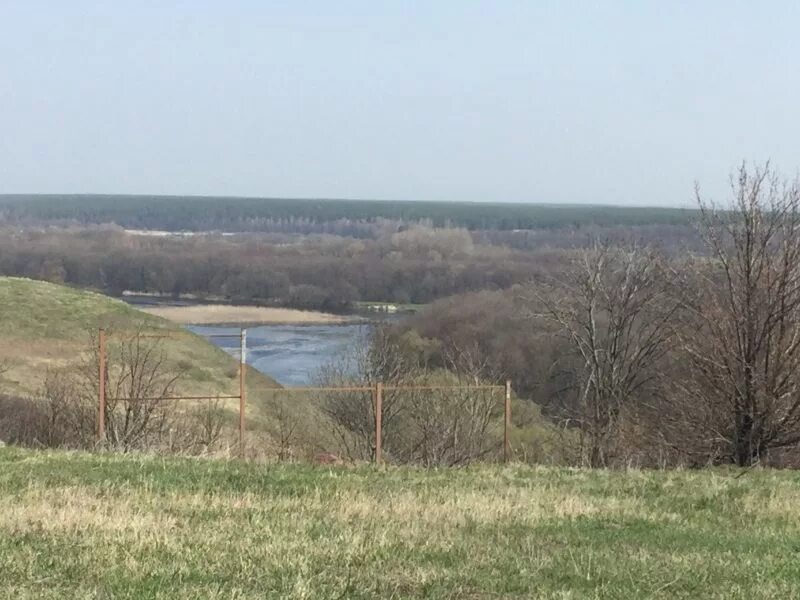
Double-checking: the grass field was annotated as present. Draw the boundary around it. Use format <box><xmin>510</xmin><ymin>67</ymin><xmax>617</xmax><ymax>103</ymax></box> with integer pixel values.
<box><xmin>2</xmin><ymin>447</ymin><xmax>799</xmax><ymax>599</ymax></box>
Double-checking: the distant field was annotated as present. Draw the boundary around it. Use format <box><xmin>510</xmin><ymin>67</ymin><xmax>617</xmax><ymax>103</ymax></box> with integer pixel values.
<box><xmin>1</xmin><ymin>447</ymin><xmax>798</xmax><ymax>599</ymax></box>
<box><xmin>0</xmin><ymin>194</ymin><xmax>697</xmax><ymax>231</ymax></box>
<box><xmin>141</xmin><ymin>304</ymin><xmax>358</xmax><ymax>325</ymax></box>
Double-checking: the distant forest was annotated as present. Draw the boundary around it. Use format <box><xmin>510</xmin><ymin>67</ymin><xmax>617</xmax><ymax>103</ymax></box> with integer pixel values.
<box><xmin>0</xmin><ymin>194</ymin><xmax>696</xmax><ymax>233</ymax></box>
<box><xmin>0</xmin><ymin>194</ymin><xmax>703</xmax><ymax>311</ymax></box>
<box><xmin>0</xmin><ymin>227</ymin><xmax>572</xmax><ymax>309</ymax></box>
<box><xmin>15</xmin><ymin>182</ymin><xmax>800</xmax><ymax>470</ymax></box>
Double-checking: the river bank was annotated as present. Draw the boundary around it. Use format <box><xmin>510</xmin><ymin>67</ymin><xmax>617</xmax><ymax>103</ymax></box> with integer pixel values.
<box><xmin>140</xmin><ymin>304</ymin><xmax>361</xmax><ymax>326</ymax></box>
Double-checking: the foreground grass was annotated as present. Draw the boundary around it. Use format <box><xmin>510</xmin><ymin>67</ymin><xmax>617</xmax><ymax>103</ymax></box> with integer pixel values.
<box><xmin>1</xmin><ymin>448</ymin><xmax>800</xmax><ymax>599</ymax></box>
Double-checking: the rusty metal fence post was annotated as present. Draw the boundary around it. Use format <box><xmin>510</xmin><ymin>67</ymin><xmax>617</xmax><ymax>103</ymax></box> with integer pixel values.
<box><xmin>239</xmin><ymin>328</ymin><xmax>247</xmax><ymax>453</ymax></box>
<box><xmin>91</xmin><ymin>326</ymin><xmax>508</xmax><ymax>466</ymax></box>
<box><xmin>97</xmin><ymin>328</ymin><xmax>106</xmax><ymax>444</ymax></box>
<box><xmin>375</xmin><ymin>381</ymin><xmax>383</xmax><ymax>465</ymax></box>
<box><xmin>504</xmin><ymin>380</ymin><xmax>512</xmax><ymax>463</ymax></box>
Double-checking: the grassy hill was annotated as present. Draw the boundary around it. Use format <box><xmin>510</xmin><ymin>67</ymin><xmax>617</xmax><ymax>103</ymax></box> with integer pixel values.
<box><xmin>0</xmin><ymin>277</ymin><xmax>564</xmax><ymax>463</ymax></box>
<box><xmin>1</xmin><ymin>446</ymin><xmax>798</xmax><ymax>598</ymax></box>
<box><xmin>0</xmin><ymin>277</ymin><xmax>278</xmax><ymax>398</ymax></box>
<box><xmin>0</xmin><ymin>278</ymin><xmax>313</xmax><ymax>451</ymax></box>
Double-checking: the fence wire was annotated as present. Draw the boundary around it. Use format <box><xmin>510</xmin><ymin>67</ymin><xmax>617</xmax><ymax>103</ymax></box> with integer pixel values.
<box><xmin>94</xmin><ymin>328</ymin><xmax>512</xmax><ymax>464</ymax></box>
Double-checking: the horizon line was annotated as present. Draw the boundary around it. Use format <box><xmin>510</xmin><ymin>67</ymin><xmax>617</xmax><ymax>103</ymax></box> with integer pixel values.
<box><xmin>0</xmin><ymin>192</ymin><xmax>696</xmax><ymax>211</ymax></box>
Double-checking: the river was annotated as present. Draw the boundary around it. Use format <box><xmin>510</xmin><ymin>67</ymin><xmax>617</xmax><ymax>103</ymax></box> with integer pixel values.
<box><xmin>189</xmin><ymin>324</ymin><xmax>370</xmax><ymax>386</ymax></box>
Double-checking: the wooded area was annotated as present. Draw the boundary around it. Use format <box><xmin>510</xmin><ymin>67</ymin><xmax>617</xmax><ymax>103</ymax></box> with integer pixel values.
<box><xmin>0</xmin><ymin>194</ymin><xmax>696</xmax><ymax>232</ymax></box>
<box><xmin>393</xmin><ymin>164</ymin><xmax>800</xmax><ymax>467</ymax></box>
<box><xmin>0</xmin><ymin>198</ymin><xmax>701</xmax><ymax>309</ymax></box>
<box><xmin>3</xmin><ymin>165</ymin><xmax>800</xmax><ymax>469</ymax></box>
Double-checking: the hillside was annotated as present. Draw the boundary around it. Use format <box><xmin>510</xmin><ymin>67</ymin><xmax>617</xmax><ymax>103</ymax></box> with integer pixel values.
<box><xmin>0</xmin><ymin>278</ymin><xmax>310</xmax><ymax>451</ymax></box>
<box><xmin>0</xmin><ymin>277</ymin><xmax>279</xmax><ymax>397</ymax></box>
<box><xmin>1</xmin><ymin>446</ymin><xmax>797</xmax><ymax>598</ymax></box>
<box><xmin>0</xmin><ymin>277</ymin><xmax>563</xmax><ymax>464</ymax></box>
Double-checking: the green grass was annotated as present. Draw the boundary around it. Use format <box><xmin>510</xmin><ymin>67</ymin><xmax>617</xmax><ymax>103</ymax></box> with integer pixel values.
<box><xmin>2</xmin><ymin>447</ymin><xmax>800</xmax><ymax>599</ymax></box>
<box><xmin>0</xmin><ymin>277</ymin><xmax>278</xmax><ymax>397</ymax></box>
<box><xmin>0</xmin><ymin>277</ymin><xmax>296</xmax><ymax>449</ymax></box>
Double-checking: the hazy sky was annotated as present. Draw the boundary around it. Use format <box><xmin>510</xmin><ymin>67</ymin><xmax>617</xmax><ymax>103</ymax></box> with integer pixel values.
<box><xmin>1</xmin><ymin>2</ymin><xmax>798</xmax><ymax>207</ymax></box>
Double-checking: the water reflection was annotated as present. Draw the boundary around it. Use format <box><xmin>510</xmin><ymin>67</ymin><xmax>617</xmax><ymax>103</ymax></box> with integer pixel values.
<box><xmin>189</xmin><ymin>324</ymin><xmax>370</xmax><ymax>386</ymax></box>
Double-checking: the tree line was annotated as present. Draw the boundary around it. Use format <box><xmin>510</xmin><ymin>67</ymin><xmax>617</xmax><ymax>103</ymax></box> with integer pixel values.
<box><xmin>5</xmin><ymin>164</ymin><xmax>798</xmax><ymax>469</ymax></box>
<box><xmin>391</xmin><ymin>164</ymin><xmax>800</xmax><ymax>468</ymax></box>
<box><xmin>0</xmin><ymin>226</ymin><xmax>575</xmax><ymax>309</ymax></box>
<box><xmin>0</xmin><ymin>194</ymin><xmax>697</xmax><ymax>232</ymax></box>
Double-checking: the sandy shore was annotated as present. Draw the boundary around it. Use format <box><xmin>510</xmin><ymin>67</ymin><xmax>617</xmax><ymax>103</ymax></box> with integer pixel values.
<box><xmin>140</xmin><ymin>304</ymin><xmax>357</xmax><ymax>325</ymax></box>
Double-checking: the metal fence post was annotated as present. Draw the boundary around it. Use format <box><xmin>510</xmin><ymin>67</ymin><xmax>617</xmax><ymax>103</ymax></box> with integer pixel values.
<box><xmin>504</xmin><ymin>380</ymin><xmax>512</xmax><ymax>463</ymax></box>
<box><xmin>239</xmin><ymin>328</ymin><xmax>247</xmax><ymax>454</ymax></box>
<box><xmin>97</xmin><ymin>328</ymin><xmax>106</xmax><ymax>444</ymax></box>
<box><xmin>375</xmin><ymin>381</ymin><xmax>383</xmax><ymax>465</ymax></box>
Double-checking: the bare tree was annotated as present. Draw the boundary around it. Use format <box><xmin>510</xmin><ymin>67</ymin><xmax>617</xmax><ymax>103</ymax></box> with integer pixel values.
<box><xmin>401</xmin><ymin>386</ymin><xmax>499</xmax><ymax>466</ymax></box>
<box><xmin>524</xmin><ymin>241</ymin><xmax>677</xmax><ymax>467</ymax></box>
<box><xmin>39</xmin><ymin>369</ymin><xmax>93</xmax><ymax>447</ymax></box>
<box><xmin>263</xmin><ymin>391</ymin><xmax>302</xmax><ymax>460</ymax></box>
<box><xmin>0</xmin><ymin>370</ymin><xmax>92</xmax><ymax>449</ymax></box>
<box><xmin>315</xmin><ymin>325</ymin><xmax>414</xmax><ymax>461</ymax></box>
<box><xmin>0</xmin><ymin>395</ymin><xmax>47</xmax><ymax>447</ymax></box>
<box><xmin>401</xmin><ymin>344</ymin><xmax>501</xmax><ymax>466</ymax></box>
<box><xmin>78</xmin><ymin>327</ymin><xmax>184</xmax><ymax>451</ymax></box>
<box><xmin>676</xmin><ymin>163</ymin><xmax>800</xmax><ymax>466</ymax></box>
<box><xmin>316</xmin><ymin>328</ymin><xmax>509</xmax><ymax>466</ymax></box>
<box><xmin>191</xmin><ymin>396</ymin><xmax>226</xmax><ymax>451</ymax></box>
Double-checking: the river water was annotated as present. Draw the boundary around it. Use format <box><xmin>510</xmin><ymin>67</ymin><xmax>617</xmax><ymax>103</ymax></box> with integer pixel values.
<box><xmin>189</xmin><ymin>324</ymin><xmax>370</xmax><ymax>386</ymax></box>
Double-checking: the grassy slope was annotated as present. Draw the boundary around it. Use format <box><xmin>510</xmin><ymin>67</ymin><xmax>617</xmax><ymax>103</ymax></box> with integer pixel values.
<box><xmin>0</xmin><ymin>278</ymin><xmax>284</xmax><ymax>431</ymax></box>
<box><xmin>0</xmin><ymin>277</ymin><xmax>549</xmax><ymax>459</ymax></box>
<box><xmin>1</xmin><ymin>447</ymin><xmax>799</xmax><ymax>599</ymax></box>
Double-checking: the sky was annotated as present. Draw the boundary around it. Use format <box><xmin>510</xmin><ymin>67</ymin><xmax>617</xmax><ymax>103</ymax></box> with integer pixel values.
<box><xmin>1</xmin><ymin>1</ymin><xmax>798</xmax><ymax>207</ymax></box>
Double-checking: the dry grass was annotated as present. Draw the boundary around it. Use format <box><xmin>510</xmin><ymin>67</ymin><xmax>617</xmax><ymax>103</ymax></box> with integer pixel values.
<box><xmin>140</xmin><ymin>304</ymin><xmax>357</xmax><ymax>325</ymax></box>
<box><xmin>0</xmin><ymin>277</ymin><xmax>281</xmax><ymax>397</ymax></box>
<box><xmin>2</xmin><ymin>447</ymin><xmax>800</xmax><ymax>598</ymax></box>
